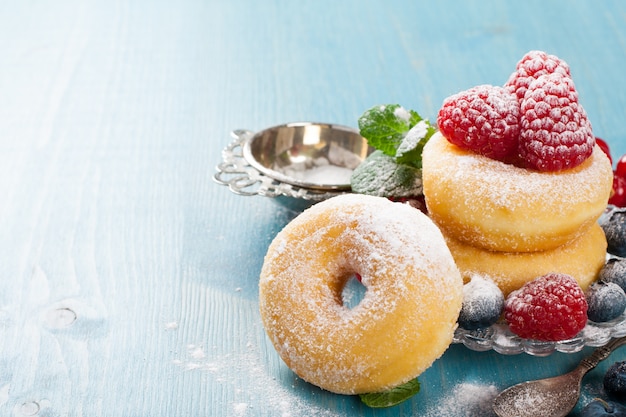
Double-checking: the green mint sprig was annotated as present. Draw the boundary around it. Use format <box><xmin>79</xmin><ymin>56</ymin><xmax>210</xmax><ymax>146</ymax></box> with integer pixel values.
<box><xmin>350</xmin><ymin>150</ymin><xmax>424</xmax><ymax>197</ymax></box>
<box><xmin>359</xmin><ymin>378</ymin><xmax>421</xmax><ymax>408</ymax></box>
<box><xmin>358</xmin><ymin>104</ymin><xmax>436</xmax><ymax>169</ymax></box>
<box><xmin>351</xmin><ymin>104</ymin><xmax>435</xmax><ymax>197</ymax></box>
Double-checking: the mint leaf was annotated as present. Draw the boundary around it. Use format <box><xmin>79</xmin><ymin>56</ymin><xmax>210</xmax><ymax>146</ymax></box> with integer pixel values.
<box><xmin>359</xmin><ymin>378</ymin><xmax>421</xmax><ymax>408</ymax></box>
<box><xmin>357</xmin><ymin>104</ymin><xmax>435</xmax><ymax>168</ymax></box>
<box><xmin>395</xmin><ymin>120</ymin><xmax>437</xmax><ymax>168</ymax></box>
<box><xmin>358</xmin><ymin>104</ymin><xmax>417</xmax><ymax>156</ymax></box>
<box><xmin>352</xmin><ymin>104</ymin><xmax>435</xmax><ymax>197</ymax></box>
<box><xmin>350</xmin><ymin>151</ymin><xmax>422</xmax><ymax>197</ymax></box>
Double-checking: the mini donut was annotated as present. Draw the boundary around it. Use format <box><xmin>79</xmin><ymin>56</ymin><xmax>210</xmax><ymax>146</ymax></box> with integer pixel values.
<box><xmin>259</xmin><ymin>194</ymin><xmax>463</xmax><ymax>395</ymax></box>
<box><xmin>422</xmin><ymin>132</ymin><xmax>613</xmax><ymax>253</ymax></box>
<box><xmin>446</xmin><ymin>222</ymin><xmax>607</xmax><ymax>296</ymax></box>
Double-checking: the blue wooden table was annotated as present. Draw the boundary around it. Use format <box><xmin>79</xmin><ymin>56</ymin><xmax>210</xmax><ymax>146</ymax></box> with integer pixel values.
<box><xmin>1</xmin><ymin>1</ymin><xmax>625</xmax><ymax>416</ymax></box>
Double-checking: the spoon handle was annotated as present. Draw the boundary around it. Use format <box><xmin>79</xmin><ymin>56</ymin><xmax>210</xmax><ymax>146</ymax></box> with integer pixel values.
<box><xmin>578</xmin><ymin>335</ymin><xmax>626</xmax><ymax>372</ymax></box>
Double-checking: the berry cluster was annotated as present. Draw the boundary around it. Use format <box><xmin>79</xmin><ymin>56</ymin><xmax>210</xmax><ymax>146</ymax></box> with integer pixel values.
<box><xmin>576</xmin><ymin>278</ymin><xmax>626</xmax><ymax>416</ymax></box>
<box><xmin>458</xmin><ymin>256</ymin><xmax>626</xmax><ymax>341</ymax></box>
<box><xmin>437</xmin><ymin>50</ymin><xmax>595</xmax><ymax>172</ymax></box>
<box><xmin>457</xmin><ymin>273</ymin><xmax>589</xmax><ymax>341</ymax></box>
<box><xmin>579</xmin><ymin>358</ymin><xmax>626</xmax><ymax>415</ymax></box>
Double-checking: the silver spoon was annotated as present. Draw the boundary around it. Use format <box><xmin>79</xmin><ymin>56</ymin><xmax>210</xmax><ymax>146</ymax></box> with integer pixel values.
<box><xmin>492</xmin><ymin>335</ymin><xmax>626</xmax><ymax>417</ymax></box>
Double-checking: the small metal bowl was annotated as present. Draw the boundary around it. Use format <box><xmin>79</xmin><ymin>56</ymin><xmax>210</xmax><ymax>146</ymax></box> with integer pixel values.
<box><xmin>214</xmin><ymin>122</ymin><xmax>372</xmax><ymax>211</ymax></box>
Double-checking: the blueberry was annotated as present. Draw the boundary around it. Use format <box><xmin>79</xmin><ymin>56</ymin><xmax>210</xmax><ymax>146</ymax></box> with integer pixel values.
<box><xmin>599</xmin><ymin>258</ymin><xmax>626</xmax><ymax>292</ymax></box>
<box><xmin>586</xmin><ymin>281</ymin><xmax>626</xmax><ymax>322</ymax></box>
<box><xmin>600</xmin><ymin>208</ymin><xmax>626</xmax><ymax>257</ymax></box>
<box><xmin>582</xmin><ymin>398</ymin><xmax>626</xmax><ymax>416</ymax></box>
<box><xmin>604</xmin><ymin>361</ymin><xmax>626</xmax><ymax>401</ymax></box>
<box><xmin>457</xmin><ymin>275</ymin><xmax>504</xmax><ymax>330</ymax></box>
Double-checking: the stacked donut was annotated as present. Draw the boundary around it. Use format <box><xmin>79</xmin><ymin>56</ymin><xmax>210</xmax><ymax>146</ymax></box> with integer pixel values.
<box><xmin>422</xmin><ymin>51</ymin><xmax>614</xmax><ymax>296</ymax></box>
<box><xmin>423</xmin><ymin>132</ymin><xmax>611</xmax><ymax>295</ymax></box>
<box><xmin>256</xmin><ymin>51</ymin><xmax>614</xmax><ymax>399</ymax></box>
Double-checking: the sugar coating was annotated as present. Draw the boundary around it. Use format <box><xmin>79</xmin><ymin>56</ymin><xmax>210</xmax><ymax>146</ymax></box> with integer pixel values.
<box><xmin>393</xmin><ymin>105</ymin><xmax>411</xmax><ymax>122</ymax></box>
<box><xmin>586</xmin><ymin>281</ymin><xmax>626</xmax><ymax>322</ymax></box>
<box><xmin>350</xmin><ymin>150</ymin><xmax>423</xmax><ymax>197</ymax></box>
<box><xmin>600</xmin><ymin>209</ymin><xmax>626</xmax><ymax>257</ymax></box>
<box><xmin>259</xmin><ymin>194</ymin><xmax>463</xmax><ymax>394</ymax></box>
<box><xmin>448</xmin><ymin>139</ymin><xmax>606</xmax><ymax>208</ymax></box>
<box><xmin>519</xmin><ymin>73</ymin><xmax>594</xmax><ymax>172</ymax></box>
<box><xmin>437</xmin><ymin>84</ymin><xmax>521</xmax><ymax>161</ymax></box>
<box><xmin>423</xmin><ymin>131</ymin><xmax>613</xmax><ymax>252</ymax></box>
<box><xmin>599</xmin><ymin>257</ymin><xmax>626</xmax><ymax>291</ymax></box>
<box><xmin>284</xmin><ymin>164</ymin><xmax>354</xmax><ymax>186</ymax></box>
<box><xmin>446</xmin><ymin>223</ymin><xmax>607</xmax><ymax>297</ymax></box>
<box><xmin>458</xmin><ymin>275</ymin><xmax>504</xmax><ymax>329</ymax></box>
<box><xmin>505</xmin><ymin>50</ymin><xmax>572</xmax><ymax>102</ymax></box>
<box><xmin>504</xmin><ymin>274</ymin><xmax>588</xmax><ymax>341</ymax></box>
<box><xmin>396</xmin><ymin>120</ymin><xmax>429</xmax><ymax>158</ymax></box>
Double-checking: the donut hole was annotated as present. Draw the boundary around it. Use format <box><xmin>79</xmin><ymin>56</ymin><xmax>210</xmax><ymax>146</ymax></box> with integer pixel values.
<box><xmin>341</xmin><ymin>273</ymin><xmax>367</xmax><ymax>310</ymax></box>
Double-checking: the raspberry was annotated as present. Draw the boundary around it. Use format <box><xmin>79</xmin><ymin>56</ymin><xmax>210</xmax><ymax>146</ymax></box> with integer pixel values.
<box><xmin>518</xmin><ymin>73</ymin><xmax>595</xmax><ymax>171</ymax></box>
<box><xmin>437</xmin><ymin>85</ymin><xmax>520</xmax><ymax>162</ymax></box>
<box><xmin>505</xmin><ymin>50</ymin><xmax>571</xmax><ymax>102</ymax></box>
<box><xmin>617</xmin><ymin>154</ymin><xmax>626</xmax><ymax>178</ymax></box>
<box><xmin>504</xmin><ymin>273</ymin><xmax>588</xmax><ymax>341</ymax></box>
<box><xmin>609</xmin><ymin>176</ymin><xmax>626</xmax><ymax>208</ymax></box>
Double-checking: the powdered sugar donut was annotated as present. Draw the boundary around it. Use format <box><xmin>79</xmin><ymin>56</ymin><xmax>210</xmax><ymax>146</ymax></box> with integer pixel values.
<box><xmin>422</xmin><ymin>132</ymin><xmax>613</xmax><ymax>252</ymax></box>
<box><xmin>446</xmin><ymin>222</ymin><xmax>607</xmax><ymax>296</ymax></box>
<box><xmin>259</xmin><ymin>194</ymin><xmax>463</xmax><ymax>395</ymax></box>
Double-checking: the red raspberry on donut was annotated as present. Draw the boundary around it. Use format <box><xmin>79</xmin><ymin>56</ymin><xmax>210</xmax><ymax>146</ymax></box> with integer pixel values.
<box><xmin>437</xmin><ymin>85</ymin><xmax>520</xmax><ymax>163</ymax></box>
<box><xmin>518</xmin><ymin>73</ymin><xmax>595</xmax><ymax>171</ymax></box>
<box><xmin>504</xmin><ymin>273</ymin><xmax>588</xmax><ymax>341</ymax></box>
<box><xmin>505</xmin><ymin>50</ymin><xmax>571</xmax><ymax>102</ymax></box>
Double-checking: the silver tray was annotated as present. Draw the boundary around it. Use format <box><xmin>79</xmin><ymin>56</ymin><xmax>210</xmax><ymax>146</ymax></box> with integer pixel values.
<box><xmin>453</xmin><ymin>311</ymin><xmax>626</xmax><ymax>356</ymax></box>
<box><xmin>455</xmin><ymin>212</ymin><xmax>624</xmax><ymax>356</ymax></box>
<box><xmin>214</xmin><ymin>122</ymin><xmax>372</xmax><ymax>211</ymax></box>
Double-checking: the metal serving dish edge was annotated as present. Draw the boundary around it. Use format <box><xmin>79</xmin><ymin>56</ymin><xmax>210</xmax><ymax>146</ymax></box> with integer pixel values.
<box><xmin>214</xmin><ymin>122</ymin><xmax>373</xmax><ymax>211</ymax></box>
